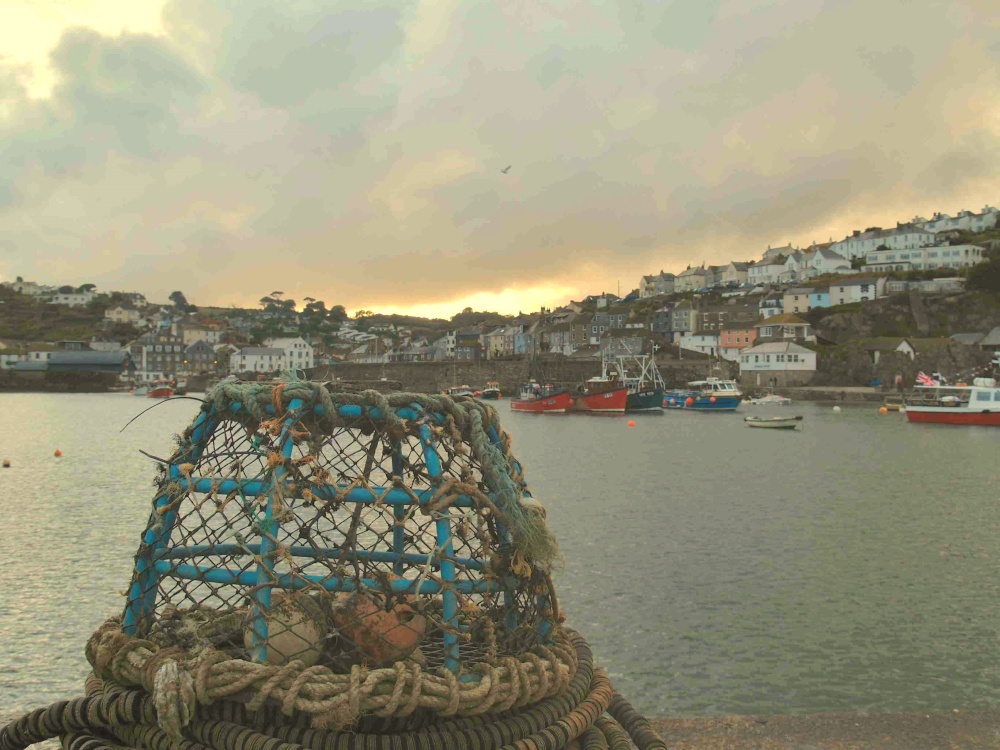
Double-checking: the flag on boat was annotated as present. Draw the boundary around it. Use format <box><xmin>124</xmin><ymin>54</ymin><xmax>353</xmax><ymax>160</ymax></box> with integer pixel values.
<box><xmin>916</xmin><ymin>371</ymin><xmax>938</xmax><ymax>386</ymax></box>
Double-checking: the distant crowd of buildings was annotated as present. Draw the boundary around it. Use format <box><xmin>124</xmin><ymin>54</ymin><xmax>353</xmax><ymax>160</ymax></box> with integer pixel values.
<box><xmin>1</xmin><ymin>203</ymin><xmax>995</xmax><ymax>386</ymax></box>
<box><xmin>639</xmin><ymin>204</ymin><xmax>997</xmax><ymax>297</ymax></box>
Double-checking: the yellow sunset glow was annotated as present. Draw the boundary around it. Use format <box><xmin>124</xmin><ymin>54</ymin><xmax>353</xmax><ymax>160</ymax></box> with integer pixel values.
<box><xmin>367</xmin><ymin>285</ymin><xmax>581</xmax><ymax>320</ymax></box>
<box><xmin>0</xmin><ymin>1</ymin><xmax>166</xmax><ymax>97</ymax></box>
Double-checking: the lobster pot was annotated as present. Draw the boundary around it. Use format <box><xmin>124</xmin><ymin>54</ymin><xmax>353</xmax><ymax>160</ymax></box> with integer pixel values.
<box><xmin>122</xmin><ymin>382</ymin><xmax>558</xmax><ymax>677</ymax></box>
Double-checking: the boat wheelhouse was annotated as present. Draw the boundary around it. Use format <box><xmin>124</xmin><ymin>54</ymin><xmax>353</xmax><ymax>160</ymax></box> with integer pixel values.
<box><xmin>664</xmin><ymin>378</ymin><xmax>742</xmax><ymax>411</ymax></box>
<box><xmin>904</xmin><ymin>379</ymin><xmax>1000</xmax><ymax>426</ymax></box>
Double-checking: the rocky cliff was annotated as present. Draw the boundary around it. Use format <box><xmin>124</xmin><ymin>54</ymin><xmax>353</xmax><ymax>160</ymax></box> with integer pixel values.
<box><xmin>809</xmin><ymin>291</ymin><xmax>1000</xmax><ymax>342</ymax></box>
<box><xmin>808</xmin><ymin>291</ymin><xmax>998</xmax><ymax>386</ymax></box>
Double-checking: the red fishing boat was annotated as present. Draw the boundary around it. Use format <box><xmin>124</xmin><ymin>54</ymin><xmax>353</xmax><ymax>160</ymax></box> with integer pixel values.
<box><xmin>147</xmin><ymin>379</ymin><xmax>175</xmax><ymax>398</ymax></box>
<box><xmin>905</xmin><ymin>379</ymin><xmax>1000</xmax><ymax>426</ymax></box>
<box><xmin>510</xmin><ymin>381</ymin><xmax>574</xmax><ymax>413</ymax></box>
<box><xmin>569</xmin><ymin>377</ymin><xmax>629</xmax><ymax>413</ymax></box>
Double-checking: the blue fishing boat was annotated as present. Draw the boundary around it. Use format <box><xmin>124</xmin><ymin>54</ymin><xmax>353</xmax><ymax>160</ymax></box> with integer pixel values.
<box><xmin>664</xmin><ymin>377</ymin><xmax>743</xmax><ymax>411</ymax></box>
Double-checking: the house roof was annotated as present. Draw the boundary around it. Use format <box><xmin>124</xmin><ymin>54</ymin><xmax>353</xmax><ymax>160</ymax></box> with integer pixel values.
<box><xmin>49</xmin><ymin>351</ymin><xmax>128</xmax><ymax>366</ymax></box>
<box><xmin>978</xmin><ymin>327</ymin><xmax>1000</xmax><ymax>346</ymax></box>
<box><xmin>237</xmin><ymin>347</ymin><xmax>284</xmax><ymax>356</ymax></box>
<box><xmin>678</xmin><ymin>266</ymin><xmax>706</xmax><ymax>277</ymax></box>
<box><xmin>743</xmin><ymin>342</ymin><xmax>814</xmax><ymax>355</ymax></box>
<box><xmin>757</xmin><ymin>313</ymin><xmax>810</xmax><ymax>326</ymax></box>
<box><xmin>951</xmin><ymin>332</ymin><xmax>985</xmax><ymax>346</ymax></box>
<box><xmin>831</xmin><ymin>277</ymin><xmax>882</xmax><ymax>287</ymax></box>
<box><xmin>268</xmin><ymin>337</ymin><xmax>308</xmax><ymax>348</ymax></box>
<box><xmin>909</xmin><ymin>337</ymin><xmax>955</xmax><ymax>351</ymax></box>
<box><xmin>784</xmin><ymin>287</ymin><xmax>814</xmax><ymax>295</ymax></box>
<box><xmin>862</xmin><ymin>338</ymin><xmax>911</xmax><ymax>352</ymax></box>
<box><xmin>721</xmin><ymin>321</ymin><xmax>757</xmax><ymax>331</ymax></box>
<box><xmin>813</xmin><ymin>247</ymin><xmax>848</xmax><ymax>260</ymax></box>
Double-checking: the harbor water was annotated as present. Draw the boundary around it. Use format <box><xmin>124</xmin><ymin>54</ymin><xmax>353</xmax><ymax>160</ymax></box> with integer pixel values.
<box><xmin>1</xmin><ymin>393</ymin><xmax>998</xmax><ymax>719</ymax></box>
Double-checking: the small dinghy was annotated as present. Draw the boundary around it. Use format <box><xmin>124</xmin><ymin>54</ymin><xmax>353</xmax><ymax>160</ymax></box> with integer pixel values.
<box><xmin>744</xmin><ymin>415</ymin><xmax>803</xmax><ymax>429</ymax></box>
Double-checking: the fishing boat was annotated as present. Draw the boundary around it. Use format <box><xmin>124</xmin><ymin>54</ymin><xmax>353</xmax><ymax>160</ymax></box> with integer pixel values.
<box><xmin>447</xmin><ymin>384</ymin><xmax>475</xmax><ymax>398</ymax></box>
<box><xmin>601</xmin><ymin>345</ymin><xmax>666</xmax><ymax>412</ymax></box>
<box><xmin>509</xmin><ymin>381</ymin><xmax>574</xmax><ymax>413</ymax></box>
<box><xmin>131</xmin><ymin>384</ymin><xmax>149</xmax><ymax>397</ymax></box>
<box><xmin>581</xmin><ymin>339</ymin><xmax>664</xmax><ymax>412</ymax></box>
<box><xmin>744</xmin><ymin>415</ymin><xmax>803</xmax><ymax>429</ymax></box>
<box><xmin>664</xmin><ymin>378</ymin><xmax>742</xmax><ymax>411</ymax></box>
<box><xmin>570</xmin><ymin>377</ymin><xmax>629</xmax><ymax>413</ymax></box>
<box><xmin>746</xmin><ymin>392</ymin><xmax>792</xmax><ymax>406</ymax></box>
<box><xmin>147</xmin><ymin>380</ymin><xmax>175</xmax><ymax>398</ymax></box>
<box><xmin>480</xmin><ymin>381</ymin><xmax>502</xmax><ymax>400</ymax></box>
<box><xmin>904</xmin><ymin>378</ymin><xmax>1000</xmax><ymax>426</ymax></box>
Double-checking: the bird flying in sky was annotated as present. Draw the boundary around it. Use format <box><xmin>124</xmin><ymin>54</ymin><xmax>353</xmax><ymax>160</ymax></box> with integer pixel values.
<box><xmin>501</xmin><ymin>165</ymin><xmax>511</xmax><ymax>174</ymax></box>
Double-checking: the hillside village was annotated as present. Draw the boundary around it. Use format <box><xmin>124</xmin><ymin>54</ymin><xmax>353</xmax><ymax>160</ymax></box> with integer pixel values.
<box><xmin>2</xmin><ymin>203</ymin><xmax>1000</xmax><ymax>390</ymax></box>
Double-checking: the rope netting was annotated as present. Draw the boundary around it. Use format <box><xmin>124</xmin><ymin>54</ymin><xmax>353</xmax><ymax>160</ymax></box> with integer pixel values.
<box><xmin>1</xmin><ymin>379</ymin><xmax>666</xmax><ymax>749</ymax></box>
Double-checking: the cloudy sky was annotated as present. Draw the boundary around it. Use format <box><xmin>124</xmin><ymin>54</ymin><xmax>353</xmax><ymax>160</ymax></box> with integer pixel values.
<box><xmin>1</xmin><ymin>0</ymin><xmax>997</xmax><ymax>317</ymax></box>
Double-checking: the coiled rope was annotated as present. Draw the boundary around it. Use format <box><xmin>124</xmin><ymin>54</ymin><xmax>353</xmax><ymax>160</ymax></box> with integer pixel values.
<box><xmin>1</xmin><ymin>632</ymin><xmax>666</xmax><ymax>750</ymax></box>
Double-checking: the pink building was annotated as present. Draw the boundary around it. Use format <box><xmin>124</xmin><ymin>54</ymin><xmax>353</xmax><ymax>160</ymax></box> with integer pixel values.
<box><xmin>720</xmin><ymin>324</ymin><xmax>758</xmax><ymax>350</ymax></box>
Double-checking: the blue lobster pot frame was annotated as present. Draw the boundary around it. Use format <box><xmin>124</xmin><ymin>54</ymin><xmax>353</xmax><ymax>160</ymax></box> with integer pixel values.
<box><xmin>122</xmin><ymin>381</ymin><xmax>557</xmax><ymax>678</ymax></box>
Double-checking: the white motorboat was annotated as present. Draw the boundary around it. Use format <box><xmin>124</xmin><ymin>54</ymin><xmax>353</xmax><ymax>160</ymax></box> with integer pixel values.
<box><xmin>744</xmin><ymin>415</ymin><xmax>803</xmax><ymax>429</ymax></box>
<box><xmin>746</xmin><ymin>393</ymin><xmax>792</xmax><ymax>406</ymax></box>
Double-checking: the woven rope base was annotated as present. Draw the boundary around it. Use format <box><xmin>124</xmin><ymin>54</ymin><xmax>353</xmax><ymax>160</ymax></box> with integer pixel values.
<box><xmin>1</xmin><ymin>631</ymin><xmax>666</xmax><ymax>750</ymax></box>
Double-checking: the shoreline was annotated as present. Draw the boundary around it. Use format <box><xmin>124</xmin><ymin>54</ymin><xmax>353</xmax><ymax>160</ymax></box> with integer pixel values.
<box><xmin>649</xmin><ymin>708</ymin><xmax>1000</xmax><ymax>749</ymax></box>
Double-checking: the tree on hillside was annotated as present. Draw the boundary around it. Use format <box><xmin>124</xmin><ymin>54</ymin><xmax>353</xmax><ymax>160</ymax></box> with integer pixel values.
<box><xmin>303</xmin><ymin>299</ymin><xmax>326</xmax><ymax>317</ymax></box>
<box><xmin>77</xmin><ymin>283</ymin><xmax>97</xmax><ymax>293</ymax></box>
<box><xmin>169</xmin><ymin>291</ymin><xmax>189</xmax><ymax>309</ymax></box>
<box><xmin>966</xmin><ymin>257</ymin><xmax>1000</xmax><ymax>293</ymax></box>
<box><xmin>355</xmin><ymin>310</ymin><xmax>374</xmax><ymax>319</ymax></box>
<box><xmin>59</xmin><ymin>285</ymin><xmax>74</xmax><ymax>294</ymax></box>
<box><xmin>328</xmin><ymin>305</ymin><xmax>347</xmax><ymax>322</ymax></box>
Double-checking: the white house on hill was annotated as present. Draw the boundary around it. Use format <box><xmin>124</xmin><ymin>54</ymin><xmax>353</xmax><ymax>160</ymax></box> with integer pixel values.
<box><xmin>916</xmin><ymin>206</ymin><xmax>998</xmax><ymax>234</ymax></box>
<box><xmin>865</xmin><ymin>244</ymin><xmax>985</xmax><ymax>273</ymax></box>
<box><xmin>829</xmin><ymin>278</ymin><xmax>886</xmax><ymax>306</ymax></box>
<box><xmin>265</xmin><ymin>337</ymin><xmax>314</xmax><ymax>370</ymax></box>
<box><xmin>739</xmin><ymin>342</ymin><xmax>817</xmax><ymax>387</ymax></box>
<box><xmin>231</xmin><ymin>347</ymin><xmax>286</xmax><ymax>374</ymax></box>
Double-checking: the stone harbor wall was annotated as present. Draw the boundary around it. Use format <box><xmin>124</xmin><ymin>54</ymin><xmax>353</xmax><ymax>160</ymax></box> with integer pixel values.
<box><xmin>308</xmin><ymin>357</ymin><xmax>717</xmax><ymax>395</ymax></box>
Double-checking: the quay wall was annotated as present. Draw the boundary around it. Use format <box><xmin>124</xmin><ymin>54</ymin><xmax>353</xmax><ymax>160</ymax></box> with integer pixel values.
<box><xmin>307</xmin><ymin>358</ymin><xmax>716</xmax><ymax>395</ymax></box>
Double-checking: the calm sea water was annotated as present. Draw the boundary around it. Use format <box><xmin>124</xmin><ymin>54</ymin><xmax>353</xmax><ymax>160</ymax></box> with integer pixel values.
<box><xmin>1</xmin><ymin>393</ymin><xmax>999</xmax><ymax>720</ymax></box>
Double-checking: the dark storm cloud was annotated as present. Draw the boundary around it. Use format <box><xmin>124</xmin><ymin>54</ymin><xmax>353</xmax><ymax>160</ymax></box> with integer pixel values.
<box><xmin>0</xmin><ymin>0</ymin><xmax>997</xmax><ymax>311</ymax></box>
<box><xmin>0</xmin><ymin>29</ymin><xmax>203</xmax><ymax>207</ymax></box>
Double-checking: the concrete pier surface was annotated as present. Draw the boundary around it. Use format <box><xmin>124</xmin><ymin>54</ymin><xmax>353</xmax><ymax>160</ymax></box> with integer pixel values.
<box><xmin>650</xmin><ymin>708</ymin><xmax>1000</xmax><ymax>749</ymax></box>
<box><xmin>4</xmin><ymin>709</ymin><xmax>999</xmax><ymax>749</ymax></box>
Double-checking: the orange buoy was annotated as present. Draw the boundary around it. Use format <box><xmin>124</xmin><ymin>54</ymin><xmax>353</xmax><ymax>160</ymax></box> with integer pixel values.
<box><xmin>685</xmin><ymin>397</ymin><xmax>694</xmax><ymax>406</ymax></box>
<box><xmin>54</xmin><ymin>449</ymin><xmax>63</xmax><ymax>458</ymax></box>
<box><xmin>628</xmin><ymin>420</ymin><xmax>636</xmax><ymax>427</ymax></box>
<box><xmin>879</xmin><ymin>406</ymin><xmax>888</xmax><ymax>414</ymax></box>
